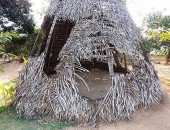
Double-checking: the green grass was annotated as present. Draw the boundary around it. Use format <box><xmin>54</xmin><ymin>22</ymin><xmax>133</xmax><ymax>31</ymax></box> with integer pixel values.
<box><xmin>0</xmin><ymin>106</ymin><xmax>75</xmax><ymax>130</ymax></box>
<box><xmin>160</xmin><ymin>78</ymin><xmax>170</xmax><ymax>86</ymax></box>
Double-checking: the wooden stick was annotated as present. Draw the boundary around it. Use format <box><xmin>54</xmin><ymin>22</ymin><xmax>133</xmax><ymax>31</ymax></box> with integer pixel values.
<box><xmin>30</xmin><ymin>32</ymin><xmax>41</xmax><ymax>57</ymax></box>
<box><xmin>44</xmin><ymin>16</ymin><xmax>58</xmax><ymax>55</ymax></box>
<box><xmin>124</xmin><ymin>53</ymin><xmax>127</xmax><ymax>73</ymax></box>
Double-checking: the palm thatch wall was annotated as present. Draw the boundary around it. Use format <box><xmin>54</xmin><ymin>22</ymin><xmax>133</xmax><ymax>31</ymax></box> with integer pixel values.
<box><xmin>15</xmin><ymin>0</ymin><xmax>163</xmax><ymax>124</ymax></box>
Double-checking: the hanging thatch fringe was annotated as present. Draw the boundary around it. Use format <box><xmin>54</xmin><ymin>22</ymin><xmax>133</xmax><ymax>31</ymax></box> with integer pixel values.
<box><xmin>15</xmin><ymin>50</ymin><xmax>163</xmax><ymax>123</ymax></box>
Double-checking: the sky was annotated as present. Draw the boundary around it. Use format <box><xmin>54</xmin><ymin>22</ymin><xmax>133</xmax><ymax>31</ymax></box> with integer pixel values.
<box><xmin>127</xmin><ymin>0</ymin><xmax>170</xmax><ymax>26</ymax></box>
<box><xmin>29</xmin><ymin>0</ymin><xmax>50</xmax><ymax>27</ymax></box>
<box><xmin>29</xmin><ymin>0</ymin><xmax>170</xmax><ymax>27</ymax></box>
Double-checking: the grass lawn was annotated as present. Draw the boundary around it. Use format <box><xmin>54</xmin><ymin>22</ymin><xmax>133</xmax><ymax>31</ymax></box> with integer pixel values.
<box><xmin>0</xmin><ymin>106</ymin><xmax>75</xmax><ymax>130</ymax></box>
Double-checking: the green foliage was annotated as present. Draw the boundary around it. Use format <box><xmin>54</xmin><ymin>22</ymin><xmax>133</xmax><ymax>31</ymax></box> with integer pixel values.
<box><xmin>25</xmin><ymin>28</ymin><xmax>42</xmax><ymax>55</ymax></box>
<box><xmin>142</xmin><ymin>37</ymin><xmax>159</xmax><ymax>53</ymax></box>
<box><xmin>0</xmin><ymin>80</ymin><xmax>16</xmax><ymax>106</ymax></box>
<box><xmin>150</xmin><ymin>47</ymin><xmax>168</xmax><ymax>56</ymax></box>
<box><xmin>0</xmin><ymin>29</ymin><xmax>42</xmax><ymax>61</ymax></box>
<box><xmin>143</xmin><ymin>12</ymin><xmax>170</xmax><ymax>54</ymax></box>
<box><xmin>10</xmin><ymin>29</ymin><xmax>42</xmax><ymax>56</ymax></box>
<box><xmin>0</xmin><ymin>106</ymin><xmax>8</xmax><ymax>114</ymax></box>
<box><xmin>4</xmin><ymin>31</ymin><xmax>28</xmax><ymax>56</ymax></box>
<box><xmin>145</xmin><ymin>12</ymin><xmax>170</xmax><ymax>30</ymax></box>
<box><xmin>145</xmin><ymin>12</ymin><xmax>163</xmax><ymax>29</ymax></box>
<box><xmin>1</xmin><ymin>52</ymin><xmax>17</xmax><ymax>62</ymax></box>
<box><xmin>0</xmin><ymin>32</ymin><xmax>17</xmax><ymax>62</ymax></box>
<box><xmin>0</xmin><ymin>0</ymin><xmax>35</xmax><ymax>34</ymax></box>
<box><xmin>159</xmin><ymin>31</ymin><xmax>170</xmax><ymax>44</ymax></box>
<box><xmin>21</xmin><ymin>55</ymin><xmax>28</xmax><ymax>64</ymax></box>
<box><xmin>0</xmin><ymin>32</ymin><xmax>12</xmax><ymax>43</ymax></box>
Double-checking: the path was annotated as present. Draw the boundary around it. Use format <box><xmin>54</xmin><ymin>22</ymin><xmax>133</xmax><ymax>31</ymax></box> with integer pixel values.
<box><xmin>0</xmin><ymin>62</ymin><xmax>24</xmax><ymax>83</ymax></box>
<box><xmin>155</xmin><ymin>64</ymin><xmax>170</xmax><ymax>79</ymax></box>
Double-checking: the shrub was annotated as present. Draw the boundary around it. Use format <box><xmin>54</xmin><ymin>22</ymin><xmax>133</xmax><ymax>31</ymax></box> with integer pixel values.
<box><xmin>0</xmin><ymin>32</ymin><xmax>17</xmax><ymax>62</ymax></box>
<box><xmin>0</xmin><ymin>80</ymin><xmax>16</xmax><ymax>106</ymax></box>
<box><xmin>0</xmin><ymin>29</ymin><xmax>42</xmax><ymax>62</ymax></box>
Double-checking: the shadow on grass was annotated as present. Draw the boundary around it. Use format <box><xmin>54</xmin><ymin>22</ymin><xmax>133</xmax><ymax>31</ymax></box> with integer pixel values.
<box><xmin>0</xmin><ymin>106</ymin><xmax>75</xmax><ymax>130</ymax></box>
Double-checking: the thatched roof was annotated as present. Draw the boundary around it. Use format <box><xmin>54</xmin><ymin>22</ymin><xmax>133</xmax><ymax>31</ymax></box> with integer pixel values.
<box><xmin>47</xmin><ymin>0</ymin><xmax>132</xmax><ymax>22</ymax></box>
<box><xmin>60</xmin><ymin>19</ymin><xmax>141</xmax><ymax>59</ymax></box>
<box><xmin>43</xmin><ymin>0</ymin><xmax>142</xmax><ymax>56</ymax></box>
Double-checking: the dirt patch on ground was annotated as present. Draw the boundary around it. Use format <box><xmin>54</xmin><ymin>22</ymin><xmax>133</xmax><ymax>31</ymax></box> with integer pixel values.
<box><xmin>151</xmin><ymin>55</ymin><xmax>170</xmax><ymax>79</ymax></box>
<box><xmin>65</xmin><ymin>94</ymin><xmax>170</xmax><ymax>130</ymax></box>
<box><xmin>76</xmin><ymin>69</ymin><xmax>111</xmax><ymax>100</ymax></box>
<box><xmin>154</xmin><ymin>64</ymin><xmax>170</xmax><ymax>79</ymax></box>
<box><xmin>0</xmin><ymin>61</ymin><xmax>24</xmax><ymax>83</ymax></box>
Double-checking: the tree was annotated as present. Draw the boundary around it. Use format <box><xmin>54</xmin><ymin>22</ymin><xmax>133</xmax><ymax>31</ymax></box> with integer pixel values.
<box><xmin>159</xmin><ymin>31</ymin><xmax>170</xmax><ymax>64</ymax></box>
<box><xmin>0</xmin><ymin>32</ymin><xmax>17</xmax><ymax>62</ymax></box>
<box><xmin>143</xmin><ymin>12</ymin><xmax>170</xmax><ymax>64</ymax></box>
<box><xmin>145</xmin><ymin>12</ymin><xmax>170</xmax><ymax>30</ymax></box>
<box><xmin>0</xmin><ymin>32</ymin><xmax>12</xmax><ymax>56</ymax></box>
<box><xmin>0</xmin><ymin>0</ymin><xmax>35</xmax><ymax>34</ymax></box>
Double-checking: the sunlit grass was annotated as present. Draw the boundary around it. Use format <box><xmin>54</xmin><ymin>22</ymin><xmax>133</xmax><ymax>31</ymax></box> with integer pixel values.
<box><xmin>160</xmin><ymin>78</ymin><xmax>170</xmax><ymax>94</ymax></box>
<box><xmin>0</xmin><ymin>106</ymin><xmax>75</xmax><ymax>130</ymax></box>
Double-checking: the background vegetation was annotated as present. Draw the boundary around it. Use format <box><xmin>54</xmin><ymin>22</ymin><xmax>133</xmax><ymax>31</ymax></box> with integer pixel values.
<box><xmin>0</xmin><ymin>0</ymin><xmax>35</xmax><ymax>34</ymax></box>
<box><xmin>142</xmin><ymin>12</ymin><xmax>170</xmax><ymax>56</ymax></box>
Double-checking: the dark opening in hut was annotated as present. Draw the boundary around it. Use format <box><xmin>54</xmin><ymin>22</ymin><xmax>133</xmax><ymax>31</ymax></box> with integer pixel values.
<box><xmin>42</xmin><ymin>20</ymin><xmax>75</xmax><ymax>74</ymax></box>
<box><xmin>41</xmin><ymin>19</ymin><xmax>130</xmax><ymax>77</ymax></box>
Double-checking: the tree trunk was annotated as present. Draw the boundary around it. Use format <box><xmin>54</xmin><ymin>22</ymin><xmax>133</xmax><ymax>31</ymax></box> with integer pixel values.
<box><xmin>166</xmin><ymin>45</ymin><xmax>170</xmax><ymax>65</ymax></box>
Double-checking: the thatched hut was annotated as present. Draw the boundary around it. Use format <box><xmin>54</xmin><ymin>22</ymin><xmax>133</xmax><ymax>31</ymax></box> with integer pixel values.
<box><xmin>15</xmin><ymin>0</ymin><xmax>163</xmax><ymax>124</ymax></box>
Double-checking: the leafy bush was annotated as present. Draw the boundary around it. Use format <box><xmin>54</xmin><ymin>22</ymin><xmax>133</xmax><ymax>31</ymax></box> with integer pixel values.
<box><xmin>0</xmin><ymin>32</ymin><xmax>17</xmax><ymax>62</ymax></box>
<box><xmin>1</xmin><ymin>31</ymin><xmax>27</xmax><ymax>56</ymax></box>
<box><xmin>9</xmin><ymin>29</ymin><xmax>42</xmax><ymax>56</ymax></box>
<box><xmin>0</xmin><ymin>106</ymin><xmax>8</xmax><ymax>114</ymax></box>
<box><xmin>142</xmin><ymin>37</ymin><xmax>159</xmax><ymax>53</ymax></box>
<box><xmin>0</xmin><ymin>80</ymin><xmax>16</xmax><ymax>106</ymax></box>
<box><xmin>0</xmin><ymin>29</ymin><xmax>42</xmax><ymax>62</ymax></box>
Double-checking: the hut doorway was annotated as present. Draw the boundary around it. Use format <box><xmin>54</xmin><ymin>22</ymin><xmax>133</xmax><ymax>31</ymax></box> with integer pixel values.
<box><xmin>43</xmin><ymin>20</ymin><xmax>75</xmax><ymax>74</ymax></box>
